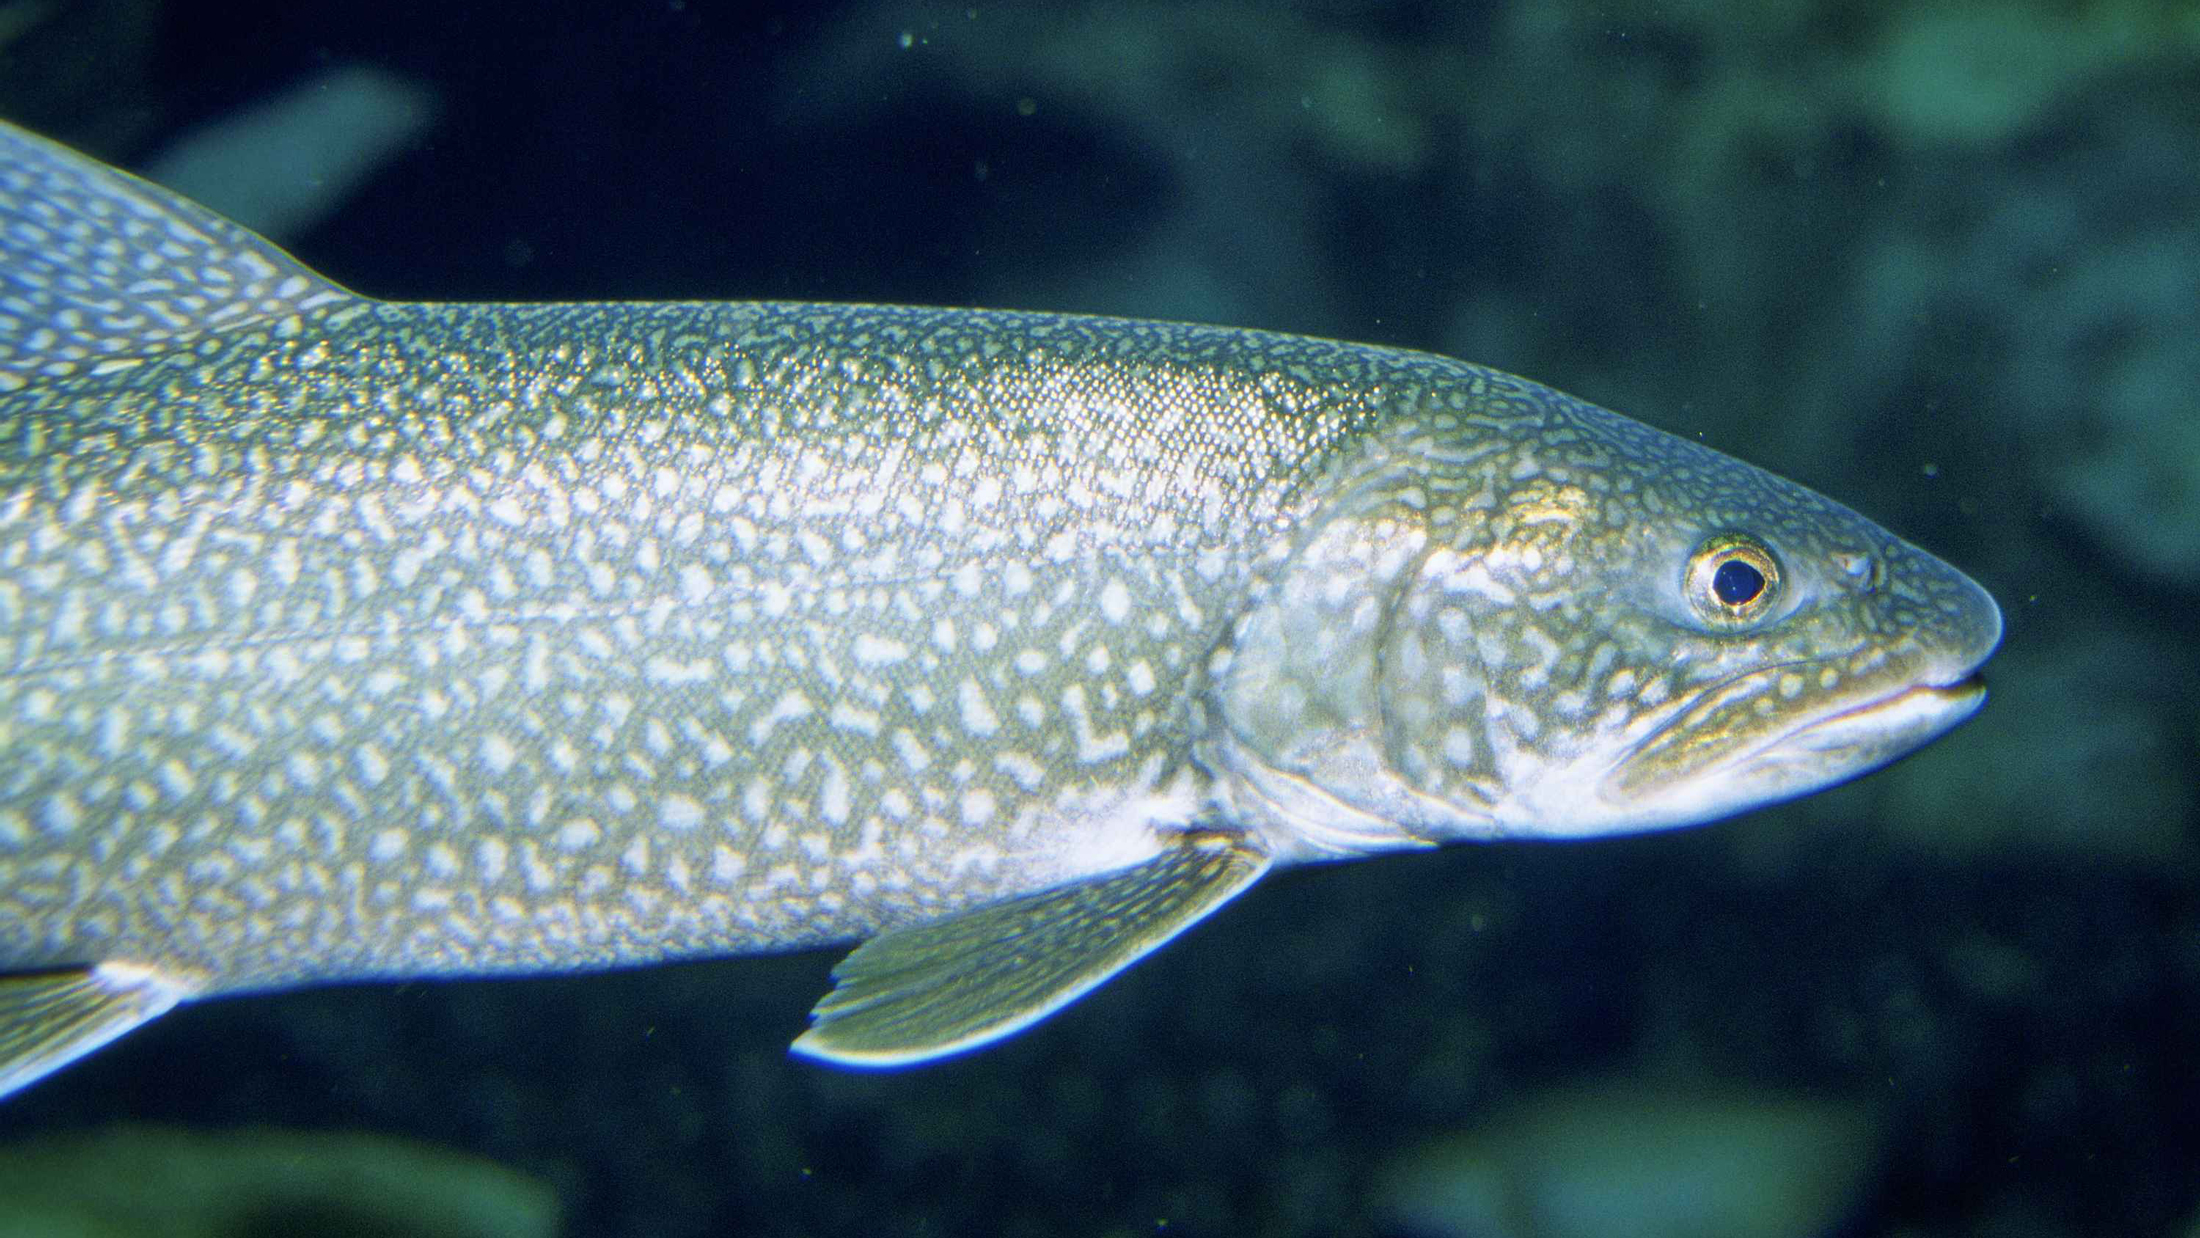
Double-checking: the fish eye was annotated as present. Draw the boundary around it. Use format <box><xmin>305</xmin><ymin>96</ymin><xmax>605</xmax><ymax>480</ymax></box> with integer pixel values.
<box><xmin>1713</xmin><ymin>558</ymin><xmax>1765</xmax><ymax>605</ymax></box>
<box><xmin>1686</xmin><ymin>534</ymin><xmax>1782</xmax><ymax>626</ymax></box>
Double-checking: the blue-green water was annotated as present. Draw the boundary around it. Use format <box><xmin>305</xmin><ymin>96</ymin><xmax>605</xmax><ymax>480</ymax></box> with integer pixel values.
<box><xmin>1</xmin><ymin>3</ymin><xmax>2195</xmax><ymax>1235</ymax></box>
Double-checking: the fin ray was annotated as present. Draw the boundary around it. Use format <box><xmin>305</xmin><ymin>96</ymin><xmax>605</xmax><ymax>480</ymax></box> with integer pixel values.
<box><xmin>0</xmin><ymin>964</ymin><xmax>186</xmax><ymax>1099</ymax></box>
<box><xmin>0</xmin><ymin>119</ymin><xmax>354</xmax><ymax>383</ymax></box>
<box><xmin>793</xmin><ymin>835</ymin><xmax>1269</xmax><ymax>1067</ymax></box>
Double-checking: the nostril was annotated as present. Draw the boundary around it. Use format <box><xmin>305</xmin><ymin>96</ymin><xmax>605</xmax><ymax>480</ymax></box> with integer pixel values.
<box><xmin>1832</xmin><ymin>550</ymin><xmax>1885</xmax><ymax>594</ymax></box>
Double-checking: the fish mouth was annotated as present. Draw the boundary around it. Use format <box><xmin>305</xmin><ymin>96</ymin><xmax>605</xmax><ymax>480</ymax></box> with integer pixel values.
<box><xmin>1690</xmin><ymin>669</ymin><xmax>1989</xmax><ymax>799</ymax></box>
<box><xmin>1762</xmin><ymin>671</ymin><xmax>1987</xmax><ymax>762</ymax></box>
<box><xmin>1589</xmin><ymin>665</ymin><xmax>1989</xmax><ymax>835</ymax></box>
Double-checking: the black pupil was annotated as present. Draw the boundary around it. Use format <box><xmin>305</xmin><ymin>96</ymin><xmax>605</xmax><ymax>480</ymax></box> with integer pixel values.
<box><xmin>1712</xmin><ymin>558</ymin><xmax>1766</xmax><ymax>606</ymax></box>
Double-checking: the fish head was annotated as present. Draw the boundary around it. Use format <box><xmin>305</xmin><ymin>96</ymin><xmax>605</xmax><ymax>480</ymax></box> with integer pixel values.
<box><xmin>1209</xmin><ymin>382</ymin><xmax>2002</xmax><ymax>858</ymax></box>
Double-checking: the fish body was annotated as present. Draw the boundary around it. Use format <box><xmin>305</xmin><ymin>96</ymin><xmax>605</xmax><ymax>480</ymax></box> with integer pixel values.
<box><xmin>0</xmin><ymin>119</ymin><xmax>2000</xmax><ymax>1093</ymax></box>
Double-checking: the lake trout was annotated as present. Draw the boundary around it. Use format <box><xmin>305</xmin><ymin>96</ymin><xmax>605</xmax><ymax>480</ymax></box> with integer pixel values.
<box><xmin>0</xmin><ymin>118</ymin><xmax>2000</xmax><ymax>1096</ymax></box>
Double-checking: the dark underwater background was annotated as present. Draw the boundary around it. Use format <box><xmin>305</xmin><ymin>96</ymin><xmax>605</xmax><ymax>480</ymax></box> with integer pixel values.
<box><xmin>2</xmin><ymin>2</ymin><xmax>2196</xmax><ymax>1235</ymax></box>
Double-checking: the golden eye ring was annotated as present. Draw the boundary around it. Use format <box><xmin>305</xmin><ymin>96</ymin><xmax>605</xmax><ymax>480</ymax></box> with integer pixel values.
<box><xmin>1686</xmin><ymin>533</ymin><xmax>1782</xmax><ymax>626</ymax></box>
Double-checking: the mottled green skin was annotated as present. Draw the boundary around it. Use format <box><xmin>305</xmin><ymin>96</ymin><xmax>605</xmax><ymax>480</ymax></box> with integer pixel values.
<box><xmin>0</xmin><ymin>120</ymin><xmax>1999</xmax><ymax>1012</ymax></box>
<box><xmin>0</xmin><ymin>298</ymin><xmax>1424</xmax><ymax>990</ymax></box>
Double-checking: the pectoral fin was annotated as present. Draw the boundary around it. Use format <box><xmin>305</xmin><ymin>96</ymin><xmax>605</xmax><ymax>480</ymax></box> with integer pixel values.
<box><xmin>0</xmin><ymin>963</ymin><xmax>188</xmax><ymax>1099</ymax></box>
<box><xmin>793</xmin><ymin>834</ymin><xmax>1270</xmax><ymax>1068</ymax></box>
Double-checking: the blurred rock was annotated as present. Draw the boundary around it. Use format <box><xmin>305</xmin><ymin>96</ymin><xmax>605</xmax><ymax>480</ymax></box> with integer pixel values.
<box><xmin>780</xmin><ymin>1</ymin><xmax>1460</xmax><ymax>331</ymax></box>
<box><xmin>1850</xmin><ymin>3</ymin><xmax>2192</xmax><ymax>150</ymax></box>
<box><xmin>145</xmin><ymin>65</ymin><xmax>437</xmax><ymax>243</ymax></box>
<box><xmin>1841</xmin><ymin>65</ymin><xmax>2200</xmax><ymax>587</ymax></box>
<box><xmin>0</xmin><ymin>1124</ymin><xmax>558</xmax><ymax>1238</ymax></box>
<box><xmin>1375</xmin><ymin>1078</ymin><xmax>1882</xmax><ymax>1238</ymax></box>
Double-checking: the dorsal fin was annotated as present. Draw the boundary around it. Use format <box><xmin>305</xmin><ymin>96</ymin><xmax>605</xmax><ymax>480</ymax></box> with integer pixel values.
<box><xmin>0</xmin><ymin>118</ymin><xmax>356</xmax><ymax>385</ymax></box>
